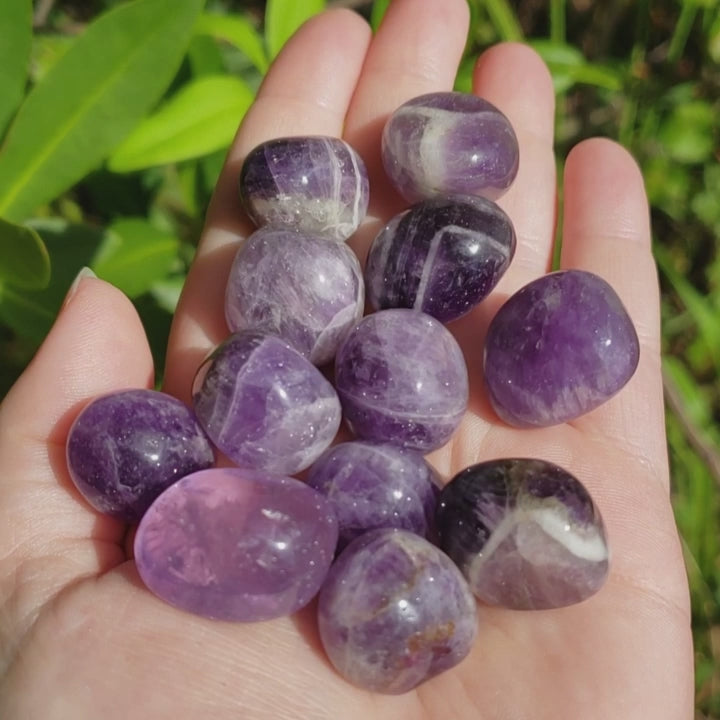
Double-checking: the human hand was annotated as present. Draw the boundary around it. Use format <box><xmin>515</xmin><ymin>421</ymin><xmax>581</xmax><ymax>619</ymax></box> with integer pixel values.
<box><xmin>0</xmin><ymin>1</ymin><xmax>693</xmax><ymax>717</ymax></box>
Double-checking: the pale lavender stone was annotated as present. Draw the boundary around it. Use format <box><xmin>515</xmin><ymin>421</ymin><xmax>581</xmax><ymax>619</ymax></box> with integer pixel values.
<box><xmin>484</xmin><ymin>270</ymin><xmax>640</xmax><ymax>427</ymax></box>
<box><xmin>334</xmin><ymin>309</ymin><xmax>469</xmax><ymax>452</ymax></box>
<box><xmin>436</xmin><ymin>459</ymin><xmax>609</xmax><ymax>610</ymax></box>
<box><xmin>135</xmin><ymin>468</ymin><xmax>338</xmax><ymax>621</ymax></box>
<box><xmin>318</xmin><ymin>529</ymin><xmax>477</xmax><ymax>694</ymax></box>
<box><xmin>240</xmin><ymin>136</ymin><xmax>369</xmax><ymax>241</ymax></box>
<box><xmin>307</xmin><ymin>441</ymin><xmax>440</xmax><ymax>548</ymax></box>
<box><xmin>365</xmin><ymin>195</ymin><xmax>516</xmax><ymax>322</ymax></box>
<box><xmin>382</xmin><ymin>92</ymin><xmax>519</xmax><ymax>203</ymax></box>
<box><xmin>66</xmin><ymin>389</ymin><xmax>214</xmax><ymax>522</ymax></box>
<box><xmin>225</xmin><ymin>227</ymin><xmax>364</xmax><ymax>365</ymax></box>
<box><xmin>192</xmin><ymin>332</ymin><xmax>341</xmax><ymax>474</ymax></box>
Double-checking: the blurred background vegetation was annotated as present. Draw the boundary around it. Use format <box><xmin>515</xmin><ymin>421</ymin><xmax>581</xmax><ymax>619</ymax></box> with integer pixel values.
<box><xmin>0</xmin><ymin>0</ymin><xmax>718</xmax><ymax>714</ymax></box>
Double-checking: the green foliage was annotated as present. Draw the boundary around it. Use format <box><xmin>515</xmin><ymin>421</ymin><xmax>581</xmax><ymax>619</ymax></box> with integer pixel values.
<box><xmin>0</xmin><ymin>0</ymin><xmax>32</xmax><ymax>136</ymax></box>
<box><xmin>264</xmin><ymin>0</ymin><xmax>326</xmax><ymax>59</ymax></box>
<box><xmin>195</xmin><ymin>11</ymin><xmax>269</xmax><ymax>73</ymax></box>
<box><xmin>0</xmin><ymin>217</ymin><xmax>51</xmax><ymax>291</ymax></box>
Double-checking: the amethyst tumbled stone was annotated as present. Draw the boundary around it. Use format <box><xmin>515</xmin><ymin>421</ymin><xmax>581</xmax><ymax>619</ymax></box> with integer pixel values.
<box><xmin>240</xmin><ymin>136</ymin><xmax>369</xmax><ymax>241</ymax></box>
<box><xmin>334</xmin><ymin>309</ymin><xmax>469</xmax><ymax>451</ymax></box>
<box><xmin>135</xmin><ymin>468</ymin><xmax>338</xmax><ymax>621</ymax></box>
<box><xmin>225</xmin><ymin>227</ymin><xmax>364</xmax><ymax>365</ymax></box>
<box><xmin>436</xmin><ymin>459</ymin><xmax>609</xmax><ymax>610</ymax></box>
<box><xmin>66</xmin><ymin>389</ymin><xmax>213</xmax><ymax>522</ymax></box>
<box><xmin>192</xmin><ymin>332</ymin><xmax>341</xmax><ymax>474</ymax></box>
<box><xmin>318</xmin><ymin>529</ymin><xmax>477</xmax><ymax>693</ymax></box>
<box><xmin>382</xmin><ymin>92</ymin><xmax>519</xmax><ymax>203</ymax></box>
<box><xmin>484</xmin><ymin>270</ymin><xmax>640</xmax><ymax>427</ymax></box>
<box><xmin>307</xmin><ymin>441</ymin><xmax>440</xmax><ymax>548</ymax></box>
<box><xmin>365</xmin><ymin>195</ymin><xmax>516</xmax><ymax>322</ymax></box>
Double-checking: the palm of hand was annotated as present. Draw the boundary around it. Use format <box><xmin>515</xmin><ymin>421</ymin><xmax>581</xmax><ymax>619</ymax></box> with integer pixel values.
<box><xmin>0</xmin><ymin>2</ymin><xmax>693</xmax><ymax>718</ymax></box>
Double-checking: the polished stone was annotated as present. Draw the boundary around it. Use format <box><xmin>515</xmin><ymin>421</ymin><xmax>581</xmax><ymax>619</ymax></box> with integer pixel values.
<box><xmin>436</xmin><ymin>459</ymin><xmax>609</xmax><ymax>610</ymax></box>
<box><xmin>225</xmin><ymin>227</ymin><xmax>364</xmax><ymax>365</ymax></box>
<box><xmin>334</xmin><ymin>309</ymin><xmax>468</xmax><ymax>451</ymax></box>
<box><xmin>307</xmin><ymin>441</ymin><xmax>439</xmax><ymax>548</ymax></box>
<box><xmin>382</xmin><ymin>92</ymin><xmax>519</xmax><ymax>203</ymax></box>
<box><xmin>240</xmin><ymin>136</ymin><xmax>369</xmax><ymax>241</ymax></box>
<box><xmin>365</xmin><ymin>195</ymin><xmax>516</xmax><ymax>322</ymax></box>
<box><xmin>318</xmin><ymin>529</ymin><xmax>477</xmax><ymax>693</ymax></box>
<box><xmin>484</xmin><ymin>270</ymin><xmax>640</xmax><ymax>427</ymax></box>
<box><xmin>66</xmin><ymin>389</ymin><xmax>214</xmax><ymax>522</ymax></box>
<box><xmin>192</xmin><ymin>332</ymin><xmax>341</xmax><ymax>474</ymax></box>
<box><xmin>135</xmin><ymin>468</ymin><xmax>338</xmax><ymax>621</ymax></box>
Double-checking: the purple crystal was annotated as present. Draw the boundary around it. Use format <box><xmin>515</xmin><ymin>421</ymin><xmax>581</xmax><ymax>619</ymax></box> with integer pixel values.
<box><xmin>135</xmin><ymin>468</ymin><xmax>338</xmax><ymax>621</ymax></box>
<box><xmin>365</xmin><ymin>195</ymin><xmax>516</xmax><ymax>322</ymax></box>
<box><xmin>307</xmin><ymin>441</ymin><xmax>440</xmax><ymax>548</ymax></box>
<box><xmin>382</xmin><ymin>92</ymin><xmax>519</xmax><ymax>203</ymax></box>
<box><xmin>65</xmin><ymin>389</ymin><xmax>214</xmax><ymax>522</ymax></box>
<box><xmin>225</xmin><ymin>228</ymin><xmax>364</xmax><ymax>365</ymax></box>
<box><xmin>192</xmin><ymin>332</ymin><xmax>341</xmax><ymax>474</ymax></box>
<box><xmin>239</xmin><ymin>136</ymin><xmax>369</xmax><ymax>241</ymax></box>
<box><xmin>334</xmin><ymin>309</ymin><xmax>468</xmax><ymax>451</ymax></box>
<box><xmin>484</xmin><ymin>270</ymin><xmax>640</xmax><ymax>427</ymax></box>
<box><xmin>436</xmin><ymin>459</ymin><xmax>609</xmax><ymax>610</ymax></box>
<box><xmin>318</xmin><ymin>529</ymin><xmax>477</xmax><ymax>693</ymax></box>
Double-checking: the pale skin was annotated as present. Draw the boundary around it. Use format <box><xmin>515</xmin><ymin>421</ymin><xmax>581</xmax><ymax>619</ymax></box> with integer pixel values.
<box><xmin>0</xmin><ymin>1</ymin><xmax>694</xmax><ymax>717</ymax></box>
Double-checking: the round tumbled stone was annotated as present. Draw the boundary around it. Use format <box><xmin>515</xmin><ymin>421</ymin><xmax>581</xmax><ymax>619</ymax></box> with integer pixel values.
<box><xmin>334</xmin><ymin>309</ymin><xmax>469</xmax><ymax>451</ymax></box>
<box><xmin>66</xmin><ymin>389</ymin><xmax>214</xmax><ymax>522</ymax></box>
<box><xmin>365</xmin><ymin>195</ymin><xmax>516</xmax><ymax>322</ymax></box>
<box><xmin>484</xmin><ymin>270</ymin><xmax>640</xmax><ymax>427</ymax></box>
<box><xmin>225</xmin><ymin>227</ymin><xmax>364</xmax><ymax>365</ymax></box>
<box><xmin>240</xmin><ymin>136</ymin><xmax>369</xmax><ymax>241</ymax></box>
<box><xmin>318</xmin><ymin>529</ymin><xmax>477</xmax><ymax>694</ymax></box>
<box><xmin>192</xmin><ymin>331</ymin><xmax>341</xmax><ymax>474</ymax></box>
<box><xmin>382</xmin><ymin>92</ymin><xmax>519</xmax><ymax>203</ymax></box>
<box><xmin>436</xmin><ymin>459</ymin><xmax>609</xmax><ymax>610</ymax></box>
<box><xmin>307</xmin><ymin>441</ymin><xmax>440</xmax><ymax>549</ymax></box>
<box><xmin>135</xmin><ymin>468</ymin><xmax>338</xmax><ymax>622</ymax></box>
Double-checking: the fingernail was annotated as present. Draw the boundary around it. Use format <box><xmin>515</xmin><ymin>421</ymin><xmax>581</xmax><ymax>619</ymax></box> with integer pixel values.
<box><xmin>63</xmin><ymin>266</ymin><xmax>97</xmax><ymax>308</ymax></box>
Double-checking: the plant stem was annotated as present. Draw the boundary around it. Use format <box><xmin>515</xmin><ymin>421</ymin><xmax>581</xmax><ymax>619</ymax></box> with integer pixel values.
<box><xmin>482</xmin><ymin>0</ymin><xmax>524</xmax><ymax>42</ymax></box>
<box><xmin>668</xmin><ymin>1</ymin><xmax>698</xmax><ymax>63</ymax></box>
<box><xmin>550</xmin><ymin>0</ymin><xmax>565</xmax><ymax>44</ymax></box>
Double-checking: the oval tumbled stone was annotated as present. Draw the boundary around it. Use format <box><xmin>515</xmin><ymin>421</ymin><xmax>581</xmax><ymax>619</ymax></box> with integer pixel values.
<box><xmin>436</xmin><ymin>459</ymin><xmax>609</xmax><ymax>610</ymax></box>
<box><xmin>240</xmin><ymin>136</ymin><xmax>369</xmax><ymax>241</ymax></box>
<box><xmin>135</xmin><ymin>468</ymin><xmax>338</xmax><ymax>621</ymax></box>
<box><xmin>484</xmin><ymin>270</ymin><xmax>640</xmax><ymax>427</ymax></box>
<box><xmin>66</xmin><ymin>389</ymin><xmax>214</xmax><ymax>522</ymax></box>
<box><xmin>382</xmin><ymin>92</ymin><xmax>519</xmax><ymax>203</ymax></box>
<box><xmin>365</xmin><ymin>195</ymin><xmax>516</xmax><ymax>322</ymax></box>
<box><xmin>192</xmin><ymin>331</ymin><xmax>341</xmax><ymax>474</ymax></box>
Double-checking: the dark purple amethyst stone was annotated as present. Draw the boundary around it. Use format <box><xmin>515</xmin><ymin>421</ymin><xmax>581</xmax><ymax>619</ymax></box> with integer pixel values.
<box><xmin>365</xmin><ymin>195</ymin><xmax>516</xmax><ymax>322</ymax></box>
<box><xmin>66</xmin><ymin>389</ymin><xmax>214</xmax><ymax>522</ymax></box>
<box><xmin>484</xmin><ymin>270</ymin><xmax>640</xmax><ymax>427</ymax></box>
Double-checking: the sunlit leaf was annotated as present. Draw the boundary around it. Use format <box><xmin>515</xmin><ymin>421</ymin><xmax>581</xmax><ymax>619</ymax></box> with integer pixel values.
<box><xmin>0</xmin><ymin>0</ymin><xmax>32</xmax><ymax>136</ymax></box>
<box><xmin>195</xmin><ymin>11</ymin><xmax>268</xmax><ymax>73</ymax></box>
<box><xmin>264</xmin><ymin>0</ymin><xmax>325</xmax><ymax>59</ymax></box>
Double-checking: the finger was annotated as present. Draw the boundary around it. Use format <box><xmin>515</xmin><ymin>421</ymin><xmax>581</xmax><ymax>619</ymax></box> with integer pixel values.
<box><xmin>164</xmin><ymin>10</ymin><xmax>372</xmax><ymax>402</ymax></box>
<box><xmin>560</xmin><ymin>138</ymin><xmax>666</xmax><ymax>485</ymax></box>
<box><xmin>0</xmin><ymin>274</ymin><xmax>153</xmax><ymax>631</ymax></box>
<box><xmin>342</xmin><ymin>0</ymin><xmax>470</xmax><ymax>248</ymax></box>
<box><xmin>473</xmin><ymin>43</ymin><xmax>557</xmax><ymax>293</ymax></box>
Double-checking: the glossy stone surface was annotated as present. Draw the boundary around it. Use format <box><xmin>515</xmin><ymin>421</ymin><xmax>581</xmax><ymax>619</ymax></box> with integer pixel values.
<box><xmin>192</xmin><ymin>332</ymin><xmax>341</xmax><ymax>474</ymax></box>
<box><xmin>436</xmin><ymin>459</ymin><xmax>609</xmax><ymax>610</ymax></box>
<box><xmin>307</xmin><ymin>441</ymin><xmax>440</xmax><ymax>548</ymax></box>
<box><xmin>66</xmin><ymin>389</ymin><xmax>214</xmax><ymax>522</ymax></box>
<box><xmin>365</xmin><ymin>195</ymin><xmax>516</xmax><ymax>322</ymax></box>
<box><xmin>318</xmin><ymin>529</ymin><xmax>477</xmax><ymax>693</ymax></box>
<box><xmin>334</xmin><ymin>309</ymin><xmax>468</xmax><ymax>451</ymax></box>
<box><xmin>240</xmin><ymin>136</ymin><xmax>369</xmax><ymax>241</ymax></box>
<box><xmin>382</xmin><ymin>92</ymin><xmax>519</xmax><ymax>203</ymax></box>
<box><xmin>225</xmin><ymin>227</ymin><xmax>364</xmax><ymax>365</ymax></box>
<box><xmin>484</xmin><ymin>270</ymin><xmax>640</xmax><ymax>427</ymax></box>
<box><xmin>135</xmin><ymin>468</ymin><xmax>338</xmax><ymax>621</ymax></box>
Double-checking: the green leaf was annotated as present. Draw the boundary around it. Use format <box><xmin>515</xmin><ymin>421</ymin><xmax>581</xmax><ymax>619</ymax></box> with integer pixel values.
<box><xmin>482</xmin><ymin>0</ymin><xmax>524</xmax><ymax>42</ymax></box>
<box><xmin>0</xmin><ymin>0</ymin><xmax>32</xmax><ymax>136</ymax></box>
<box><xmin>370</xmin><ymin>0</ymin><xmax>391</xmax><ymax>30</ymax></box>
<box><xmin>30</xmin><ymin>34</ymin><xmax>77</xmax><ymax>84</ymax></box>
<box><xmin>108</xmin><ymin>75</ymin><xmax>253</xmax><ymax>172</ymax></box>
<box><xmin>0</xmin><ymin>217</ymin><xmax>51</xmax><ymax>290</ymax></box>
<box><xmin>659</xmin><ymin>101</ymin><xmax>716</xmax><ymax>164</ymax></box>
<box><xmin>195</xmin><ymin>11</ymin><xmax>269</xmax><ymax>73</ymax></box>
<box><xmin>0</xmin><ymin>0</ymin><xmax>206</xmax><ymax>223</ymax></box>
<box><xmin>93</xmin><ymin>218</ymin><xmax>179</xmax><ymax>298</ymax></box>
<box><xmin>187</xmin><ymin>34</ymin><xmax>226</xmax><ymax>77</ymax></box>
<box><xmin>264</xmin><ymin>0</ymin><xmax>325</xmax><ymax>59</ymax></box>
